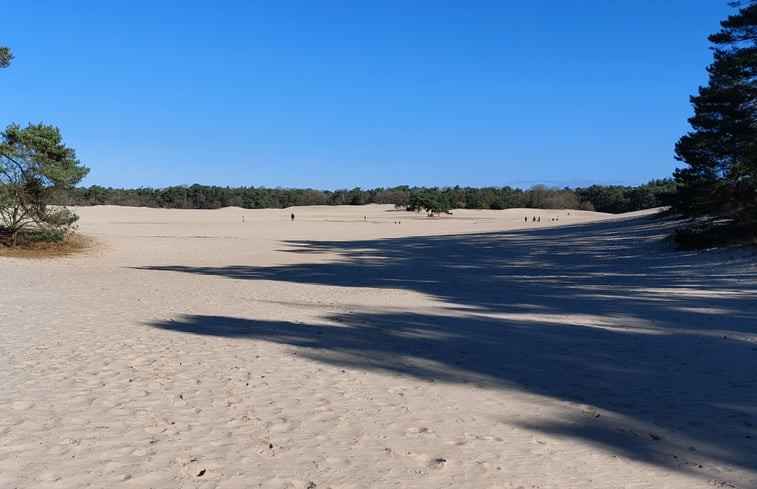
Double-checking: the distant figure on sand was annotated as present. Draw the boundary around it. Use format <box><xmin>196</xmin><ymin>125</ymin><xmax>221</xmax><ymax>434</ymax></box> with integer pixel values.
<box><xmin>291</xmin><ymin>213</ymin><xmax>295</xmax><ymax>222</ymax></box>
<box><xmin>525</xmin><ymin>216</ymin><xmax>528</xmax><ymax>223</ymax></box>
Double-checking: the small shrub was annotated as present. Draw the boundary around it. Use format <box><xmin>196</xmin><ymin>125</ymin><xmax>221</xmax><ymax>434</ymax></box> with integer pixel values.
<box><xmin>675</xmin><ymin>220</ymin><xmax>757</xmax><ymax>250</ymax></box>
<box><xmin>26</xmin><ymin>228</ymin><xmax>67</xmax><ymax>243</ymax></box>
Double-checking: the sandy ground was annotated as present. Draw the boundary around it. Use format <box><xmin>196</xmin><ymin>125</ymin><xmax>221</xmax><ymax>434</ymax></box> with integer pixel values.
<box><xmin>1</xmin><ymin>204</ymin><xmax>755</xmax><ymax>488</ymax></box>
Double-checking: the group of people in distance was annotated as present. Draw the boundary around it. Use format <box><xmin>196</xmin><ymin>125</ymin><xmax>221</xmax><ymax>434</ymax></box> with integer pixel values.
<box><xmin>525</xmin><ymin>216</ymin><xmax>560</xmax><ymax>223</ymax></box>
<box><xmin>240</xmin><ymin>213</ymin><xmax>565</xmax><ymax>224</ymax></box>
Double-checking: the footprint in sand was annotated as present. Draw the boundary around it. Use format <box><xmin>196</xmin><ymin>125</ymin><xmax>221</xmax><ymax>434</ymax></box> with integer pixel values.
<box><xmin>406</xmin><ymin>426</ymin><xmax>433</xmax><ymax>435</ymax></box>
<box><xmin>101</xmin><ymin>399</ymin><xmax>118</xmax><ymax>408</ymax></box>
<box><xmin>444</xmin><ymin>439</ymin><xmax>467</xmax><ymax>446</ymax></box>
<box><xmin>226</xmin><ymin>395</ymin><xmax>243</xmax><ymax>406</ymax></box>
<box><xmin>37</xmin><ymin>473</ymin><xmax>60</xmax><ymax>482</ymax></box>
<box><xmin>462</xmin><ymin>432</ymin><xmax>503</xmax><ymax>442</ymax></box>
<box><xmin>411</xmin><ymin>453</ymin><xmax>448</xmax><ymax>469</ymax></box>
<box><xmin>270</xmin><ymin>417</ymin><xmax>296</xmax><ymax>433</ymax></box>
<box><xmin>144</xmin><ymin>425</ymin><xmax>167</xmax><ymax>435</ymax></box>
<box><xmin>108</xmin><ymin>407</ymin><xmax>131</xmax><ymax>416</ymax></box>
<box><xmin>132</xmin><ymin>447</ymin><xmax>153</xmax><ymax>457</ymax></box>
<box><xmin>12</xmin><ymin>400</ymin><xmax>34</xmax><ymax>410</ymax></box>
<box><xmin>46</xmin><ymin>445</ymin><xmax>70</xmax><ymax>456</ymax></box>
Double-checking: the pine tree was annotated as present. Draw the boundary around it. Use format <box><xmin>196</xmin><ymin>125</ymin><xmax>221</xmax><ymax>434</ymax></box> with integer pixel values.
<box><xmin>0</xmin><ymin>46</ymin><xmax>12</xmax><ymax>68</ymax></box>
<box><xmin>674</xmin><ymin>1</ymin><xmax>757</xmax><ymax>225</ymax></box>
<box><xmin>0</xmin><ymin>123</ymin><xmax>89</xmax><ymax>246</ymax></box>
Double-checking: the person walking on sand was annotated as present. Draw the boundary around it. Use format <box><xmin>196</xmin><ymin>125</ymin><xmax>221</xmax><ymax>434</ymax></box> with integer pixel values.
<box><xmin>291</xmin><ymin>213</ymin><xmax>295</xmax><ymax>222</ymax></box>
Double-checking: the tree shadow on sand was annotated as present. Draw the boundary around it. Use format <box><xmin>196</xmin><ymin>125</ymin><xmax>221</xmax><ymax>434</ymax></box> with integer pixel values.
<box><xmin>138</xmin><ymin>214</ymin><xmax>757</xmax><ymax>478</ymax></box>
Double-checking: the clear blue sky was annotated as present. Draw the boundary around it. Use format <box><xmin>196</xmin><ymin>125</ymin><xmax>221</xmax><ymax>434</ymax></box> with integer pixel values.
<box><xmin>3</xmin><ymin>1</ymin><xmax>733</xmax><ymax>190</ymax></box>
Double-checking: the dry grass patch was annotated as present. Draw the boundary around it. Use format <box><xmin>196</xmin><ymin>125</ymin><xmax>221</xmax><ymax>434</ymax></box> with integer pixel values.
<box><xmin>0</xmin><ymin>233</ymin><xmax>97</xmax><ymax>259</ymax></box>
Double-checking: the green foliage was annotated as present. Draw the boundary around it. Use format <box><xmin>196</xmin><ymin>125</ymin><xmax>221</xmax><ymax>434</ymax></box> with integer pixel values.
<box><xmin>675</xmin><ymin>219</ymin><xmax>757</xmax><ymax>250</ymax></box>
<box><xmin>57</xmin><ymin>180</ymin><xmax>675</xmax><ymax>216</ymax></box>
<box><xmin>575</xmin><ymin>179</ymin><xmax>675</xmax><ymax>213</ymax></box>
<box><xmin>406</xmin><ymin>189</ymin><xmax>451</xmax><ymax>216</ymax></box>
<box><xmin>0</xmin><ymin>123</ymin><xmax>89</xmax><ymax>245</ymax></box>
<box><xmin>0</xmin><ymin>46</ymin><xmax>12</xmax><ymax>68</ymax></box>
<box><xmin>26</xmin><ymin>228</ymin><xmax>66</xmax><ymax>243</ymax></box>
<box><xmin>673</xmin><ymin>1</ymin><xmax>757</xmax><ymax>225</ymax></box>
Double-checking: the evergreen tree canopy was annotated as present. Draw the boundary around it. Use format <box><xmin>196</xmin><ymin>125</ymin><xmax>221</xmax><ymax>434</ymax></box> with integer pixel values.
<box><xmin>0</xmin><ymin>46</ymin><xmax>12</xmax><ymax>68</ymax></box>
<box><xmin>674</xmin><ymin>1</ymin><xmax>757</xmax><ymax>223</ymax></box>
<box><xmin>0</xmin><ymin>123</ymin><xmax>90</xmax><ymax>245</ymax></box>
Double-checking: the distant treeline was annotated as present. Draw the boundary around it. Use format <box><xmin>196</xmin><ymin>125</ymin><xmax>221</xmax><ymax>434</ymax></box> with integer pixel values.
<box><xmin>53</xmin><ymin>179</ymin><xmax>676</xmax><ymax>214</ymax></box>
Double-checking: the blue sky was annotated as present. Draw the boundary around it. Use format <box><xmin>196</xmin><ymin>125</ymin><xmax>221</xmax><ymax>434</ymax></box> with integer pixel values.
<box><xmin>3</xmin><ymin>1</ymin><xmax>733</xmax><ymax>190</ymax></box>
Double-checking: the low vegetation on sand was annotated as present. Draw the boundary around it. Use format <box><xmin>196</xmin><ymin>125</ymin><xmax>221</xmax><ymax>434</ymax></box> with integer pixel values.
<box><xmin>0</xmin><ymin>232</ymin><xmax>93</xmax><ymax>258</ymax></box>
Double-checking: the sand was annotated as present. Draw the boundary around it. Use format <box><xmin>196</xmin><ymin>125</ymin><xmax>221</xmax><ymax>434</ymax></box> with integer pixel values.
<box><xmin>1</xmin><ymin>204</ymin><xmax>755</xmax><ymax>488</ymax></box>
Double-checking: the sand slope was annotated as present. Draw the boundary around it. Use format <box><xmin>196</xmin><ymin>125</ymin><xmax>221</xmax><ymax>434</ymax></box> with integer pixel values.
<box><xmin>1</xmin><ymin>205</ymin><xmax>755</xmax><ymax>488</ymax></box>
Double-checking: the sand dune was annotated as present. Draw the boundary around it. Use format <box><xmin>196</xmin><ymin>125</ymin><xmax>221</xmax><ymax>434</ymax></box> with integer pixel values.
<box><xmin>1</xmin><ymin>205</ymin><xmax>755</xmax><ymax>488</ymax></box>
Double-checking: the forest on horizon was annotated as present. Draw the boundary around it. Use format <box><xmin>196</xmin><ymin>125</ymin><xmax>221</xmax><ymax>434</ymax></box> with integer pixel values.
<box><xmin>52</xmin><ymin>179</ymin><xmax>676</xmax><ymax>215</ymax></box>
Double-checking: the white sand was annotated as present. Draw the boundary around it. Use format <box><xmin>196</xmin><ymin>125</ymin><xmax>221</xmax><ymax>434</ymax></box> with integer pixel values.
<box><xmin>1</xmin><ymin>205</ymin><xmax>755</xmax><ymax>488</ymax></box>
